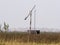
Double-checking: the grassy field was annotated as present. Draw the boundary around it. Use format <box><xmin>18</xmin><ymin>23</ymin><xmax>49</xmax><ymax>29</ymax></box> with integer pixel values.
<box><xmin>0</xmin><ymin>32</ymin><xmax>60</xmax><ymax>45</ymax></box>
<box><xmin>0</xmin><ymin>41</ymin><xmax>60</xmax><ymax>45</ymax></box>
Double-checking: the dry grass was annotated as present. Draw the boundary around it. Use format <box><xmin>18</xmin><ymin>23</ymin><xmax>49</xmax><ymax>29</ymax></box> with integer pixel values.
<box><xmin>0</xmin><ymin>32</ymin><xmax>60</xmax><ymax>45</ymax></box>
<box><xmin>0</xmin><ymin>41</ymin><xmax>60</xmax><ymax>45</ymax></box>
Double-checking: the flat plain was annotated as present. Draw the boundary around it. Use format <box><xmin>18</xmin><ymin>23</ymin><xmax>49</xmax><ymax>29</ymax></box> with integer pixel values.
<box><xmin>0</xmin><ymin>32</ymin><xmax>60</xmax><ymax>45</ymax></box>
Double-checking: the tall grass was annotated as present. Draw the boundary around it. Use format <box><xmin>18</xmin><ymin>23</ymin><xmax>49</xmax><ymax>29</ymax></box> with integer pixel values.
<box><xmin>0</xmin><ymin>32</ymin><xmax>60</xmax><ymax>45</ymax></box>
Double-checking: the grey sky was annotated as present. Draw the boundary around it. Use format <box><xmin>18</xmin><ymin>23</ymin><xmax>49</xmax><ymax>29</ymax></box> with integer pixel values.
<box><xmin>0</xmin><ymin>0</ymin><xmax>60</xmax><ymax>30</ymax></box>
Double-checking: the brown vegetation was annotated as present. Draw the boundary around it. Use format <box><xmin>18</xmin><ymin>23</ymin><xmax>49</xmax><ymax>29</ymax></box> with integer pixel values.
<box><xmin>0</xmin><ymin>32</ymin><xmax>60</xmax><ymax>43</ymax></box>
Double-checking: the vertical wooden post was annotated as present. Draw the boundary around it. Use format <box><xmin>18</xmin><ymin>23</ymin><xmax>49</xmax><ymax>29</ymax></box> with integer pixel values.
<box><xmin>30</xmin><ymin>12</ymin><xmax>32</xmax><ymax>33</ymax></box>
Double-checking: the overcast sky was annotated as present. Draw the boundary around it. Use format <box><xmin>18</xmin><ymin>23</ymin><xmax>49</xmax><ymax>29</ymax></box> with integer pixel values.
<box><xmin>0</xmin><ymin>0</ymin><xmax>60</xmax><ymax>30</ymax></box>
